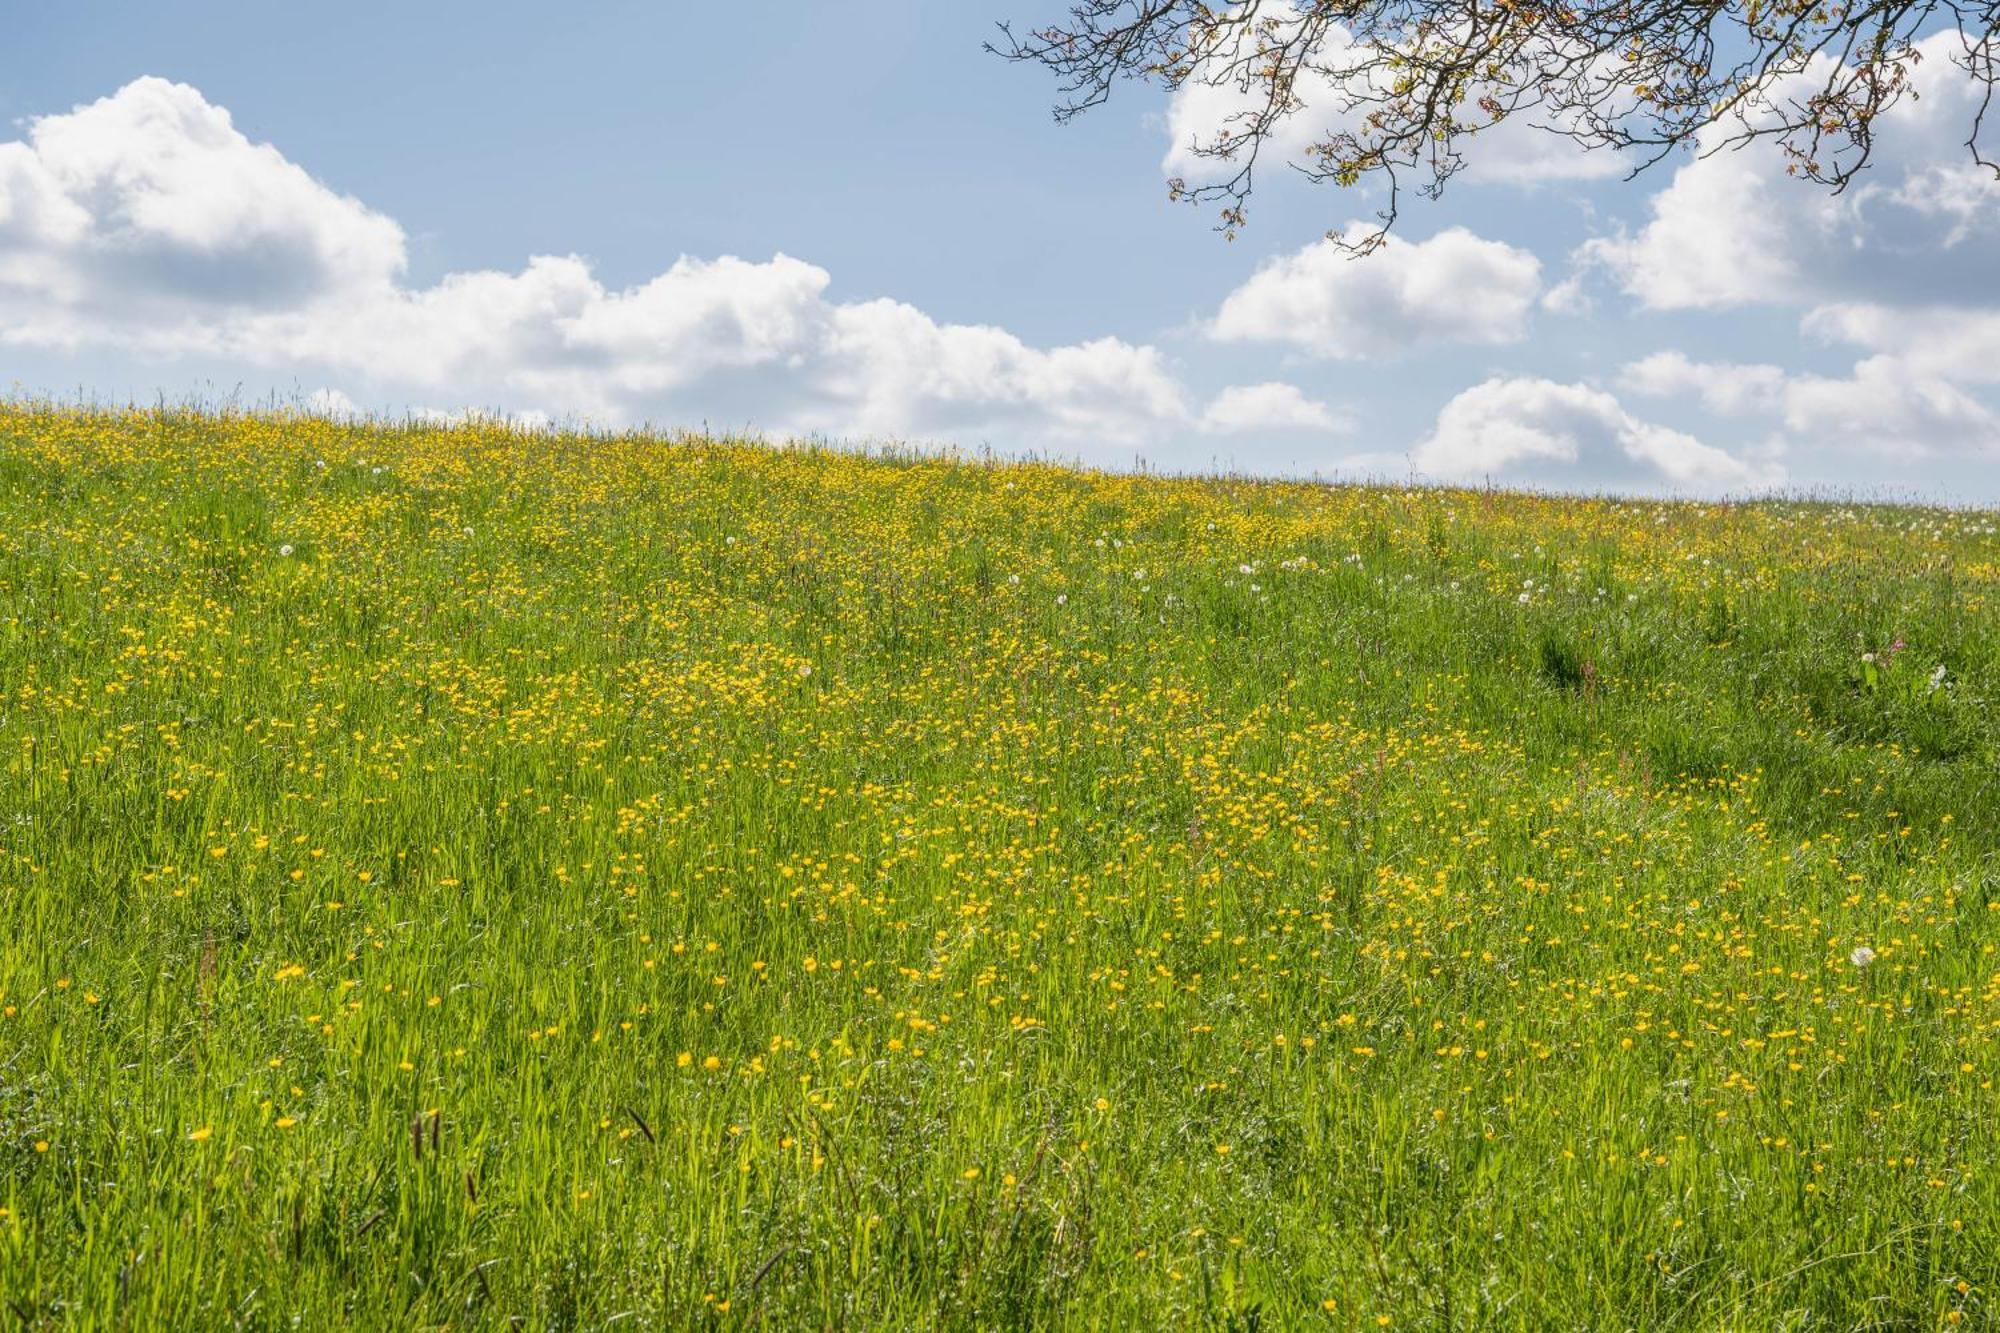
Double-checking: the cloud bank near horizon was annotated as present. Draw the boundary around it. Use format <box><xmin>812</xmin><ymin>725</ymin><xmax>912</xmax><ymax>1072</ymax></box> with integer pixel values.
<box><xmin>0</xmin><ymin>79</ymin><xmax>1332</xmax><ymax>454</ymax></box>
<box><xmin>2</xmin><ymin>64</ymin><xmax>1997</xmax><ymax>496</ymax></box>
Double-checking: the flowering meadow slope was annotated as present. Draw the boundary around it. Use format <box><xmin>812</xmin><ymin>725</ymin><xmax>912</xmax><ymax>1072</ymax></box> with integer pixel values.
<box><xmin>1</xmin><ymin>407</ymin><xmax>1997</xmax><ymax>1327</ymax></box>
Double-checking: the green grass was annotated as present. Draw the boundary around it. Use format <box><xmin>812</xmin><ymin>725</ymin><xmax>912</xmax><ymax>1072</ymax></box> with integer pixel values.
<box><xmin>2</xmin><ymin>404</ymin><xmax>1997</xmax><ymax>1329</ymax></box>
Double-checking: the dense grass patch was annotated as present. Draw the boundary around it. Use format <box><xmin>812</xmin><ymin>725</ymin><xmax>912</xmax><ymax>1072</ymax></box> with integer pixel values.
<box><xmin>1</xmin><ymin>405</ymin><xmax>1997</xmax><ymax>1327</ymax></box>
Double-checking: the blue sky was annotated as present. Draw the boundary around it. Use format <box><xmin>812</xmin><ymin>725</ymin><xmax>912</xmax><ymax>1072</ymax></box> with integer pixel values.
<box><xmin>3</xmin><ymin>1</ymin><xmax>1997</xmax><ymax>499</ymax></box>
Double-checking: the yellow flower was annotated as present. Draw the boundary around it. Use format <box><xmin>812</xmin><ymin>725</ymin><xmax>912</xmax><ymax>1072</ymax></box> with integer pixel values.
<box><xmin>189</xmin><ymin>1126</ymin><xmax>213</xmax><ymax>1142</ymax></box>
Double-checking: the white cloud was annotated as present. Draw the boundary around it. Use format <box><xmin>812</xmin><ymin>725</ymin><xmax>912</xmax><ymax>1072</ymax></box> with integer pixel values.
<box><xmin>812</xmin><ymin>300</ymin><xmax>1187</xmax><ymax>443</ymax></box>
<box><xmin>1619</xmin><ymin>352</ymin><xmax>1787</xmax><ymax>415</ymax></box>
<box><xmin>1198</xmin><ymin>382</ymin><xmax>1343</xmax><ymax>434</ymax></box>
<box><xmin>304</xmin><ymin>386</ymin><xmax>362</xmax><ymax>418</ymax></box>
<box><xmin>10</xmin><ymin>73</ymin><xmax>1975</xmax><ymax>496</ymax></box>
<box><xmin>1779</xmin><ymin>357</ymin><xmax>1997</xmax><ymax>457</ymax></box>
<box><xmin>1212</xmin><ymin>226</ymin><xmax>1542</xmax><ymax>358</ymax></box>
<box><xmin>0</xmin><ymin>78</ymin><xmax>1197</xmax><ymax>450</ymax></box>
<box><xmin>1578</xmin><ymin>33</ymin><xmax>2000</xmax><ymax>312</ymax></box>
<box><xmin>1571</xmin><ymin>35</ymin><xmax>2000</xmax><ymax>475</ymax></box>
<box><xmin>1413</xmin><ymin>377</ymin><xmax>1779</xmax><ymax>491</ymax></box>
<box><xmin>1803</xmin><ymin>302</ymin><xmax>2000</xmax><ymax>385</ymax></box>
<box><xmin>0</xmin><ymin>77</ymin><xmax>403</xmax><ymax>347</ymax></box>
<box><xmin>1621</xmin><ymin>350</ymin><xmax>1998</xmax><ymax>459</ymax></box>
<box><xmin>1577</xmin><ymin>148</ymin><xmax>1808</xmax><ymax>311</ymax></box>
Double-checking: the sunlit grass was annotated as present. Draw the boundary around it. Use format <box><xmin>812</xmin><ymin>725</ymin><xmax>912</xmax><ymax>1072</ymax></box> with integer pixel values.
<box><xmin>2</xmin><ymin>404</ymin><xmax>1996</xmax><ymax>1327</ymax></box>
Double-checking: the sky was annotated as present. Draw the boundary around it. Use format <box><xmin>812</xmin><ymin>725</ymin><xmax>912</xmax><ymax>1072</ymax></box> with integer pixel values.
<box><xmin>2</xmin><ymin>1</ymin><xmax>1997</xmax><ymax>501</ymax></box>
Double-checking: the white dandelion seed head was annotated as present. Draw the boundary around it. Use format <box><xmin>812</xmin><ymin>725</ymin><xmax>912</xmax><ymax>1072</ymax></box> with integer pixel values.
<box><xmin>278</xmin><ymin>544</ymin><xmax>294</xmax><ymax>557</ymax></box>
<box><xmin>1849</xmin><ymin>946</ymin><xmax>1876</xmax><ymax>968</ymax></box>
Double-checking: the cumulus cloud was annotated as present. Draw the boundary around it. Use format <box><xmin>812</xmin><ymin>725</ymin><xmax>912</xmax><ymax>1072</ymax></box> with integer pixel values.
<box><xmin>303</xmin><ymin>386</ymin><xmax>362</xmax><ymax>418</ymax></box>
<box><xmin>812</xmin><ymin>301</ymin><xmax>1189</xmax><ymax>443</ymax></box>
<box><xmin>1212</xmin><ymin>227</ymin><xmax>1542</xmax><ymax>358</ymax></box>
<box><xmin>1578</xmin><ymin>148</ymin><xmax>1806</xmax><ymax>311</ymax></box>
<box><xmin>0</xmin><ymin>78</ymin><xmax>1199</xmax><ymax>449</ymax></box>
<box><xmin>1779</xmin><ymin>358</ymin><xmax>1997</xmax><ymax>457</ymax></box>
<box><xmin>1571</xmin><ymin>37</ymin><xmax>2000</xmax><ymax>472</ymax></box>
<box><xmin>9</xmin><ymin>73</ymin><xmax>1972</xmax><ymax>494</ymax></box>
<box><xmin>1803</xmin><ymin>302</ymin><xmax>2000</xmax><ymax>385</ymax></box>
<box><xmin>1619</xmin><ymin>352</ymin><xmax>1788</xmax><ymax>416</ymax></box>
<box><xmin>1578</xmin><ymin>33</ymin><xmax>2000</xmax><ymax>312</ymax></box>
<box><xmin>0</xmin><ymin>77</ymin><xmax>404</xmax><ymax>346</ymax></box>
<box><xmin>1198</xmin><ymin>382</ymin><xmax>1344</xmax><ymax>434</ymax></box>
<box><xmin>1623</xmin><ymin>351</ymin><xmax>1998</xmax><ymax>459</ymax></box>
<box><xmin>1412</xmin><ymin>377</ymin><xmax>1780</xmax><ymax>492</ymax></box>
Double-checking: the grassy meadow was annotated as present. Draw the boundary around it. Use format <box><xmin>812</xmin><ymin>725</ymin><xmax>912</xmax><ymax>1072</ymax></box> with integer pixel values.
<box><xmin>2</xmin><ymin>404</ymin><xmax>1998</xmax><ymax>1329</ymax></box>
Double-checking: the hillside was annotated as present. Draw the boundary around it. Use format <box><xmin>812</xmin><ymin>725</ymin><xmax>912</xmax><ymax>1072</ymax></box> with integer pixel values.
<box><xmin>2</xmin><ymin>405</ymin><xmax>1997</xmax><ymax>1327</ymax></box>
